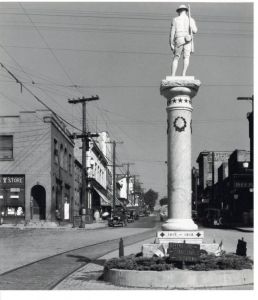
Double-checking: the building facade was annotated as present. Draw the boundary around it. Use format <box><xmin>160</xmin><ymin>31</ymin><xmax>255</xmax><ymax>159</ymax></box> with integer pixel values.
<box><xmin>0</xmin><ymin>110</ymin><xmax>74</xmax><ymax>224</ymax></box>
<box><xmin>195</xmin><ymin>149</ymin><xmax>253</xmax><ymax>225</ymax></box>
<box><xmin>73</xmin><ymin>158</ymin><xmax>82</xmax><ymax>219</ymax></box>
<box><xmin>227</xmin><ymin>150</ymin><xmax>253</xmax><ymax>224</ymax></box>
<box><xmin>74</xmin><ymin>131</ymin><xmax>113</xmax><ymax>219</ymax></box>
<box><xmin>196</xmin><ymin>150</ymin><xmax>232</xmax><ymax>208</ymax></box>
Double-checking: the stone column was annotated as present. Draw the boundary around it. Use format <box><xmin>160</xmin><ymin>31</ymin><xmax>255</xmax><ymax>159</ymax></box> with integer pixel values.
<box><xmin>160</xmin><ymin>76</ymin><xmax>201</xmax><ymax>231</ymax></box>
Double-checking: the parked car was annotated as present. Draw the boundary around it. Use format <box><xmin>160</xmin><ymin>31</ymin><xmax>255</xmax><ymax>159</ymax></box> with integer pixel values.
<box><xmin>144</xmin><ymin>210</ymin><xmax>150</xmax><ymax>216</ymax></box>
<box><xmin>202</xmin><ymin>208</ymin><xmax>222</xmax><ymax>227</ymax></box>
<box><xmin>159</xmin><ymin>205</ymin><xmax>168</xmax><ymax>221</ymax></box>
<box><xmin>127</xmin><ymin>207</ymin><xmax>139</xmax><ymax>220</ymax></box>
<box><xmin>126</xmin><ymin>210</ymin><xmax>135</xmax><ymax>223</ymax></box>
<box><xmin>108</xmin><ymin>209</ymin><xmax>127</xmax><ymax>227</ymax></box>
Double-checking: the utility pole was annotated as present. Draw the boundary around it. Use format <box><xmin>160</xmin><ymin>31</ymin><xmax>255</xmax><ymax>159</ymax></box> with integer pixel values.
<box><xmin>211</xmin><ymin>151</ymin><xmax>215</xmax><ymax>207</ymax></box>
<box><xmin>106</xmin><ymin>141</ymin><xmax>123</xmax><ymax>211</ymax></box>
<box><xmin>134</xmin><ymin>175</ymin><xmax>143</xmax><ymax>205</ymax></box>
<box><xmin>125</xmin><ymin>163</ymin><xmax>135</xmax><ymax>205</ymax></box>
<box><xmin>133</xmin><ymin>175</ymin><xmax>136</xmax><ymax>205</ymax></box>
<box><xmin>237</xmin><ymin>95</ymin><xmax>254</xmax><ymax>168</ymax></box>
<box><xmin>132</xmin><ymin>175</ymin><xmax>140</xmax><ymax>205</ymax></box>
<box><xmin>68</xmin><ymin>96</ymin><xmax>99</xmax><ymax>226</ymax></box>
<box><xmin>192</xmin><ymin>167</ymin><xmax>198</xmax><ymax>216</ymax></box>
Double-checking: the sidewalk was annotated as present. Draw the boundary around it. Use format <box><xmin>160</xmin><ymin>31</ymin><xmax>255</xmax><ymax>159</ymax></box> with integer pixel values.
<box><xmin>54</xmin><ymin>237</ymin><xmax>154</xmax><ymax>290</ymax></box>
<box><xmin>0</xmin><ymin>220</ymin><xmax>108</xmax><ymax>230</ymax></box>
<box><xmin>232</xmin><ymin>226</ymin><xmax>253</xmax><ymax>233</ymax></box>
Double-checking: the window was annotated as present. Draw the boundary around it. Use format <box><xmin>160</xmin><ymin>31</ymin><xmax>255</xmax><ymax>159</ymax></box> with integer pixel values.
<box><xmin>54</xmin><ymin>139</ymin><xmax>59</xmax><ymax>164</ymax></box>
<box><xmin>0</xmin><ymin>135</ymin><xmax>13</xmax><ymax>160</ymax></box>
<box><xmin>64</xmin><ymin>148</ymin><xmax>68</xmax><ymax>171</ymax></box>
<box><xmin>68</xmin><ymin>154</ymin><xmax>72</xmax><ymax>174</ymax></box>
<box><xmin>208</xmin><ymin>162</ymin><xmax>213</xmax><ymax>173</ymax></box>
<box><xmin>60</xmin><ymin>144</ymin><xmax>64</xmax><ymax>168</ymax></box>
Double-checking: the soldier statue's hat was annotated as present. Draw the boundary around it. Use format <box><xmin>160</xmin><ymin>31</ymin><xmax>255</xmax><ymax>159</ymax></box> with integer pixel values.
<box><xmin>176</xmin><ymin>5</ymin><xmax>188</xmax><ymax>12</ymax></box>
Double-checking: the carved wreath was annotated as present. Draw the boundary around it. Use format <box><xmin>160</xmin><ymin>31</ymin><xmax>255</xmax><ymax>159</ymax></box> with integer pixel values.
<box><xmin>173</xmin><ymin>116</ymin><xmax>187</xmax><ymax>132</ymax></box>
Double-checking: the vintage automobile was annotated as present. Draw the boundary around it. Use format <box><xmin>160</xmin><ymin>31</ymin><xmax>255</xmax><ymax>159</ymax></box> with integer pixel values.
<box><xmin>108</xmin><ymin>211</ymin><xmax>127</xmax><ymax>227</ymax></box>
<box><xmin>126</xmin><ymin>210</ymin><xmax>135</xmax><ymax>223</ymax></box>
<box><xmin>202</xmin><ymin>208</ymin><xmax>223</xmax><ymax>227</ymax></box>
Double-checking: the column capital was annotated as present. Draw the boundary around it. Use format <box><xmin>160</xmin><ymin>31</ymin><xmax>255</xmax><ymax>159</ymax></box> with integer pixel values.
<box><xmin>160</xmin><ymin>76</ymin><xmax>201</xmax><ymax>100</ymax></box>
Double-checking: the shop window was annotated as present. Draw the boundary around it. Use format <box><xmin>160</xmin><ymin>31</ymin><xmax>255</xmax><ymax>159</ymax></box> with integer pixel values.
<box><xmin>54</xmin><ymin>139</ymin><xmax>59</xmax><ymax>164</ymax></box>
<box><xmin>0</xmin><ymin>175</ymin><xmax>25</xmax><ymax>218</ymax></box>
<box><xmin>0</xmin><ymin>135</ymin><xmax>13</xmax><ymax>160</ymax></box>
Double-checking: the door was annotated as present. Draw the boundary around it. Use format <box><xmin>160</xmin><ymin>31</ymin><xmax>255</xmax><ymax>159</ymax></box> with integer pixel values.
<box><xmin>31</xmin><ymin>185</ymin><xmax>46</xmax><ymax>220</ymax></box>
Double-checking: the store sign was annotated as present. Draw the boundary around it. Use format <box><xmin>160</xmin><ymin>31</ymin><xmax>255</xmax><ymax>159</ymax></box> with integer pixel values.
<box><xmin>10</xmin><ymin>188</ymin><xmax>20</xmax><ymax>192</ymax></box>
<box><xmin>234</xmin><ymin>182</ymin><xmax>253</xmax><ymax>188</ymax></box>
<box><xmin>207</xmin><ymin>152</ymin><xmax>230</xmax><ymax>162</ymax></box>
<box><xmin>0</xmin><ymin>175</ymin><xmax>25</xmax><ymax>187</ymax></box>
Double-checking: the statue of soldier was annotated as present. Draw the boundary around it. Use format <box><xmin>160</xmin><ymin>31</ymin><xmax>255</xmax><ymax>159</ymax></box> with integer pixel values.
<box><xmin>170</xmin><ymin>4</ymin><xmax>198</xmax><ymax>76</ymax></box>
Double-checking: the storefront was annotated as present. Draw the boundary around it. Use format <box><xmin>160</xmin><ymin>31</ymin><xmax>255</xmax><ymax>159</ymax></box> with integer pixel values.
<box><xmin>0</xmin><ymin>174</ymin><xmax>25</xmax><ymax>223</ymax></box>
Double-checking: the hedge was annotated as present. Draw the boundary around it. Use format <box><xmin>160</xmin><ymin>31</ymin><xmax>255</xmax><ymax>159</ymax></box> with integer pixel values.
<box><xmin>104</xmin><ymin>253</ymin><xmax>253</xmax><ymax>272</ymax></box>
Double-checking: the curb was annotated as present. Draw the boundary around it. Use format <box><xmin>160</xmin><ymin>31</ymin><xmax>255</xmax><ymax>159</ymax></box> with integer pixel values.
<box><xmin>104</xmin><ymin>268</ymin><xmax>253</xmax><ymax>289</ymax></box>
<box><xmin>232</xmin><ymin>227</ymin><xmax>253</xmax><ymax>233</ymax></box>
<box><xmin>0</xmin><ymin>223</ymin><xmax>108</xmax><ymax>230</ymax></box>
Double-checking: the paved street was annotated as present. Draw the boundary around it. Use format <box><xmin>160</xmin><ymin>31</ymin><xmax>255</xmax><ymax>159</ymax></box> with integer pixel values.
<box><xmin>0</xmin><ymin>216</ymin><xmax>159</xmax><ymax>289</ymax></box>
<box><xmin>0</xmin><ymin>216</ymin><xmax>158</xmax><ymax>275</ymax></box>
<box><xmin>0</xmin><ymin>215</ymin><xmax>253</xmax><ymax>290</ymax></box>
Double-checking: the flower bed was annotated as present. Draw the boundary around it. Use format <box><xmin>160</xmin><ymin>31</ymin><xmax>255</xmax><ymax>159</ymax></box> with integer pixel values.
<box><xmin>104</xmin><ymin>252</ymin><xmax>253</xmax><ymax>272</ymax></box>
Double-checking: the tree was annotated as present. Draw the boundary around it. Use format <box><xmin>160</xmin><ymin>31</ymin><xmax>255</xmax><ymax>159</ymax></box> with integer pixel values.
<box><xmin>159</xmin><ymin>197</ymin><xmax>168</xmax><ymax>206</ymax></box>
<box><xmin>143</xmin><ymin>189</ymin><xmax>158</xmax><ymax>211</ymax></box>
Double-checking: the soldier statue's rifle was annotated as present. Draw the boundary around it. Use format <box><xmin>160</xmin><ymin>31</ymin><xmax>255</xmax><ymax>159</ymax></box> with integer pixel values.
<box><xmin>188</xmin><ymin>4</ymin><xmax>194</xmax><ymax>53</ymax></box>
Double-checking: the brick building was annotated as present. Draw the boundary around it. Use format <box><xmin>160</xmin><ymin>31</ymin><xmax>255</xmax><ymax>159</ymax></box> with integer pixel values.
<box><xmin>227</xmin><ymin>150</ymin><xmax>253</xmax><ymax>224</ymax></box>
<box><xmin>196</xmin><ymin>151</ymin><xmax>232</xmax><ymax>206</ymax></box>
<box><xmin>0</xmin><ymin>110</ymin><xmax>74</xmax><ymax>224</ymax></box>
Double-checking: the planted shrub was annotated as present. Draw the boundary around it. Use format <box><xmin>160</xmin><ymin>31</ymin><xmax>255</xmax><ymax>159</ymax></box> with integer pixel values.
<box><xmin>104</xmin><ymin>253</ymin><xmax>253</xmax><ymax>272</ymax></box>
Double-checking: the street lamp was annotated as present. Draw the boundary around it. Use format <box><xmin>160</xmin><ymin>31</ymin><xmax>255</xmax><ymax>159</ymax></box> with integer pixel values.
<box><xmin>243</xmin><ymin>161</ymin><xmax>249</xmax><ymax>169</ymax></box>
<box><xmin>237</xmin><ymin>95</ymin><xmax>253</xmax><ymax>113</ymax></box>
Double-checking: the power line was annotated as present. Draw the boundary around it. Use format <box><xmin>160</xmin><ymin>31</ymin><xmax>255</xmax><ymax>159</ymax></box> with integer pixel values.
<box><xmin>0</xmin><ymin>19</ymin><xmax>253</xmax><ymax>33</ymax></box>
<box><xmin>19</xmin><ymin>3</ymin><xmax>76</xmax><ymax>87</ymax></box>
<box><xmin>0</xmin><ymin>44</ymin><xmax>83</xmax><ymax>130</ymax></box>
<box><xmin>0</xmin><ymin>23</ymin><xmax>252</xmax><ymax>38</ymax></box>
<box><xmin>0</xmin><ymin>62</ymin><xmax>82</xmax><ymax>133</ymax></box>
<box><xmin>0</xmin><ymin>80</ymin><xmax>252</xmax><ymax>88</ymax></box>
<box><xmin>18</xmin><ymin>4</ymin><xmax>88</xmax><ymax>123</ymax></box>
<box><xmin>0</xmin><ymin>45</ymin><xmax>253</xmax><ymax>58</ymax></box>
<box><xmin>0</xmin><ymin>10</ymin><xmax>252</xmax><ymax>24</ymax></box>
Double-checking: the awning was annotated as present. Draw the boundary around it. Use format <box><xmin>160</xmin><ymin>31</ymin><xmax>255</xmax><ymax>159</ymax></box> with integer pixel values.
<box><xmin>107</xmin><ymin>191</ymin><xmax>121</xmax><ymax>206</ymax></box>
<box><xmin>93</xmin><ymin>187</ymin><xmax>111</xmax><ymax>206</ymax></box>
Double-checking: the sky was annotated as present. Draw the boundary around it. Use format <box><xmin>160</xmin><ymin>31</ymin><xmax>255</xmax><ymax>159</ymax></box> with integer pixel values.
<box><xmin>0</xmin><ymin>1</ymin><xmax>254</xmax><ymax>198</ymax></box>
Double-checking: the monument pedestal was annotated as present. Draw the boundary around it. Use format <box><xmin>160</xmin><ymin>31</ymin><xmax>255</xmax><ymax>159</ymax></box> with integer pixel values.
<box><xmin>160</xmin><ymin>76</ymin><xmax>201</xmax><ymax>232</ymax></box>
<box><xmin>140</xmin><ymin>77</ymin><xmax>227</xmax><ymax>257</ymax></box>
<box><xmin>156</xmin><ymin>230</ymin><xmax>204</xmax><ymax>244</ymax></box>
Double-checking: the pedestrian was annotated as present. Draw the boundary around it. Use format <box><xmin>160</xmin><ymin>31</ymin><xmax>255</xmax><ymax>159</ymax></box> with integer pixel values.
<box><xmin>94</xmin><ymin>209</ymin><xmax>100</xmax><ymax>222</ymax></box>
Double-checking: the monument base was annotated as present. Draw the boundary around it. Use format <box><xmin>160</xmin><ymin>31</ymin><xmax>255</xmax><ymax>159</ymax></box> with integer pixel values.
<box><xmin>165</xmin><ymin>76</ymin><xmax>195</xmax><ymax>81</ymax></box>
<box><xmin>142</xmin><ymin>242</ymin><xmax>222</xmax><ymax>258</ymax></box>
<box><xmin>162</xmin><ymin>218</ymin><xmax>198</xmax><ymax>231</ymax></box>
<box><xmin>157</xmin><ymin>230</ymin><xmax>204</xmax><ymax>244</ymax></box>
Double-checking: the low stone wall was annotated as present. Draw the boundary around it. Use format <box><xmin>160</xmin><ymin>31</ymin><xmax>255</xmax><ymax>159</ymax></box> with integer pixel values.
<box><xmin>104</xmin><ymin>268</ymin><xmax>253</xmax><ymax>289</ymax></box>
